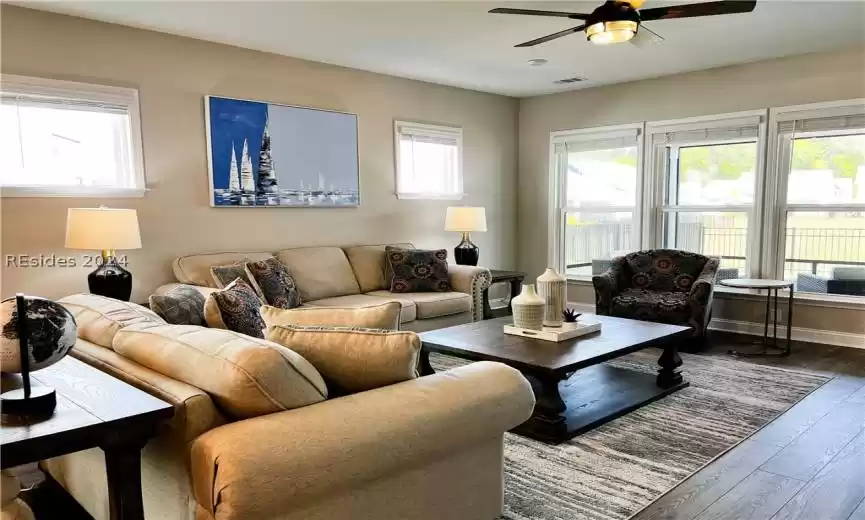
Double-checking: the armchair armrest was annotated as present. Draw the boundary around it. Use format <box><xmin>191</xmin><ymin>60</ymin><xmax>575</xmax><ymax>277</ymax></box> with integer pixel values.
<box><xmin>189</xmin><ymin>361</ymin><xmax>533</xmax><ymax>520</ymax></box>
<box><xmin>592</xmin><ymin>257</ymin><xmax>627</xmax><ymax>316</ymax></box>
<box><xmin>448</xmin><ymin>264</ymin><xmax>492</xmax><ymax>321</ymax></box>
<box><xmin>688</xmin><ymin>257</ymin><xmax>720</xmax><ymax>333</ymax></box>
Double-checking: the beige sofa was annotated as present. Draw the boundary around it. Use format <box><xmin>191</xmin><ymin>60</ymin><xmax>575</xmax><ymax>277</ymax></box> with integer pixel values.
<box><xmin>43</xmin><ymin>295</ymin><xmax>535</xmax><ymax>520</ymax></box>
<box><xmin>158</xmin><ymin>244</ymin><xmax>491</xmax><ymax>332</ymax></box>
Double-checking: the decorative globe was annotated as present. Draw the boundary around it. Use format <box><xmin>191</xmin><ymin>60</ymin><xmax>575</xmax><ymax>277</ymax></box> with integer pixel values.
<box><xmin>0</xmin><ymin>296</ymin><xmax>77</xmax><ymax>374</ymax></box>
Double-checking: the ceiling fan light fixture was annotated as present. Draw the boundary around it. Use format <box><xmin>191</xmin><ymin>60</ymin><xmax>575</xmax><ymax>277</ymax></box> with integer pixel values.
<box><xmin>586</xmin><ymin>20</ymin><xmax>638</xmax><ymax>44</ymax></box>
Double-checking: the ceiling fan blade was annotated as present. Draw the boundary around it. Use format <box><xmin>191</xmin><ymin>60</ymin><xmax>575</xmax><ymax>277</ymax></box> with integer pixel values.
<box><xmin>514</xmin><ymin>24</ymin><xmax>588</xmax><ymax>47</ymax></box>
<box><xmin>640</xmin><ymin>0</ymin><xmax>757</xmax><ymax>21</ymax></box>
<box><xmin>489</xmin><ymin>8</ymin><xmax>590</xmax><ymax>20</ymax></box>
<box><xmin>630</xmin><ymin>24</ymin><xmax>665</xmax><ymax>47</ymax></box>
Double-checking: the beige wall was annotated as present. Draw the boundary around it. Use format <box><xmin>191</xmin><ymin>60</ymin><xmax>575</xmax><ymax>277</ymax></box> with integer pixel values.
<box><xmin>519</xmin><ymin>47</ymin><xmax>865</xmax><ymax>336</ymax></box>
<box><xmin>0</xmin><ymin>6</ymin><xmax>518</xmax><ymax>302</ymax></box>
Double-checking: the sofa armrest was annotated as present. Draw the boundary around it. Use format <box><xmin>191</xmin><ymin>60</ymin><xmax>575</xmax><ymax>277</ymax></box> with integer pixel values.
<box><xmin>688</xmin><ymin>257</ymin><xmax>720</xmax><ymax>333</ymax></box>
<box><xmin>448</xmin><ymin>265</ymin><xmax>491</xmax><ymax>321</ymax></box>
<box><xmin>190</xmin><ymin>361</ymin><xmax>534</xmax><ymax>520</ymax></box>
<box><xmin>592</xmin><ymin>257</ymin><xmax>627</xmax><ymax>315</ymax></box>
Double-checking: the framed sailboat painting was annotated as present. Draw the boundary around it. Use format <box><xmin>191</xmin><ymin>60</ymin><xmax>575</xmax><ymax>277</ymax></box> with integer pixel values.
<box><xmin>204</xmin><ymin>95</ymin><xmax>360</xmax><ymax>207</ymax></box>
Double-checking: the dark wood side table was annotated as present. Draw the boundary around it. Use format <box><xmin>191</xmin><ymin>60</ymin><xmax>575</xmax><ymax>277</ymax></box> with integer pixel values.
<box><xmin>1</xmin><ymin>356</ymin><xmax>174</xmax><ymax>520</ymax></box>
<box><xmin>483</xmin><ymin>269</ymin><xmax>526</xmax><ymax>320</ymax></box>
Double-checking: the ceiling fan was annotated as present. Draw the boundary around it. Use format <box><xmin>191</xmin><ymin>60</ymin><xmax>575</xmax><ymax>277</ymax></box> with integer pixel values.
<box><xmin>490</xmin><ymin>0</ymin><xmax>757</xmax><ymax>47</ymax></box>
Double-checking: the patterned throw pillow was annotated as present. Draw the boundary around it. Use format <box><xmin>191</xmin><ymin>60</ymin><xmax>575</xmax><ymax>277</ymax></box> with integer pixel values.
<box><xmin>386</xmin><ymin>248</ymin><xmax>451</xmax><ymax>293</ymax></box>
<box><xmin>244</xmin><ymin>257</ymin><xmax>301</xmax><ymax>309</ymax></box>
<box><xmin>203</xmin><ymin>278</ymin><xmax>266</xmax><ymax>338</ymax></box>
<box><xmin>149</xmin><ymin>285</ymin><xmax>207</xmax><ymax>326</ymax></box>
<box><xmin>211</xmin><ymin>262</ymin><xmax>263</xmax><ymax>296</ymax></box>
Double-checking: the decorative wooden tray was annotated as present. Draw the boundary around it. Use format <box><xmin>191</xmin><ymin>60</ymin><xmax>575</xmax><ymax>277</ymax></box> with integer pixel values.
<box><xmin>503</xmin><ymin>319</ymin><xmax>602</xmax><ymax>342</ymax></box>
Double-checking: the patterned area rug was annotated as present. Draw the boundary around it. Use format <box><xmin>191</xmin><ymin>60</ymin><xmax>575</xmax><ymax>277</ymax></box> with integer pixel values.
<box><xmin>430</xmin><ymin>350</ymin><xmax>829</xmax><ymax>520</ymax></box>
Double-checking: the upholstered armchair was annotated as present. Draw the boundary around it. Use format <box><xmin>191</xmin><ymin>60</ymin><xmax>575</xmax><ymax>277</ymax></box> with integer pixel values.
<box><xmin>592</xmin><ymin>249</ymin><xmax>720</xmax><ymax>339</ymax></box>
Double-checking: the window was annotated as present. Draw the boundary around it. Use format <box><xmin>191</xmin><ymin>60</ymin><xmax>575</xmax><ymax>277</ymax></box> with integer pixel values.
<box><xmin>394</xmin><ymin>121</ymin><xmax>462</xmax><ymax>199</ymax></box>
<box><xmin>550</xmin><ymin>124</ymin><xmax>643</xmax><ymax>277</ymax></box>
<box><xmin>0</xmin><ymin>75</ymin><xmax>144</xmax><ymax>197</ymax></box>
<box><xmin>770</xmin><ymin>103</ymin><xmax>865</xmax><ymax>296</ymax></box>
<box><xmin>649</xmin><ymin>114</ymin><xmax>765</xmax><ymax>279</ymax></box>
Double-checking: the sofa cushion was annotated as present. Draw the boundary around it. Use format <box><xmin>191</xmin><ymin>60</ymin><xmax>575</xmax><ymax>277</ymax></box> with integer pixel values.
<box><xmin>611</xmin><ymin>288</ymin><xmax>690</xmax><ymax>324</ymax></box>
<box><xmin>245</xmin><ymin>257</ymin><xmax>302</xmax><ymax>309</ymax></box>
<box><xmin>276</xmin><ymin>247</ymin><xmax>360</xmax><ymax>301</ymax></box>
<box><xmin>261</xmin><ymin>302</ymin><xmax>401</xmax><ymax>330</ymax></box>
<box><xmin>265</xmin><ymin>325</ymin><xmax>420</xmax><ymax>394</ymax></box>
<box><xmin>344</xmin><ymin>243</ymin><xmax>414</xmax><ymax>293</ymax></box>
<box><xmin>210</xmin><ymin>262</ymin><xmax>264</xmax><ymax>297</ymax></box>
<box><xmin>58</xmin><ymin>294</ymin><xmax>165</xmax><ymax>349</ymax></box>
<box><xmin>149</xmin><ymin>284</ymin><xmax>208</xmax><ymax>326</ymax></box>
<box><xmin>113</xmin><ymin>323</ymin><xmax>327</xmax><ymax>419</ymax></box>
<box><xmin>386</xmin><ymin>247</ymin><xmax>451</xmax><ymax>293</ymax></box>
<box><xmin>203</xmin><ymin>279</ymin><xmax>266</xmax><ymax>338</ymax></box>
<box><xmin>365</xmin><ymin>290</ymin><xmax>470</xmax><ymax>319</ymax></box>
<box><xmin>173</xmin><ymin>252</ymin><xmax>274</xmax><ymax>288</ymax></box>
<box><xmin>303</xmin><ymin>294</ymin><xmax>416</xmax><ymax>323</ymax></box>
<box><xmin>624</xmin><ymin>249</ymin><xmax>708</xmax><ymax>293</ymax></box>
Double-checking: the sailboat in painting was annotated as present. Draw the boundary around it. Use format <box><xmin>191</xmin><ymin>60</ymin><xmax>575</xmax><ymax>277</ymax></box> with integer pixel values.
<box><xmin>240</xmin><ymin>139</ymin><xmax>255</xmax><ymax>195</ymax></box>
<box><xmin>228</xmin><ymin>142</ymin><xmax>240</xmax><ymax>193</ymax></box>
<box><xmin>257</xmin><ymin>117</ymin><xmax>279</xmax><ymax>202</ymax></box>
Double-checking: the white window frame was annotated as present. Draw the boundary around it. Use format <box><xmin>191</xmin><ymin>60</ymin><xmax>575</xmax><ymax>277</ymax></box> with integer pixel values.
<box><xmin>393</xmin><ymin>120</ymin><xmax>464</xmax><ymax>200</ymax></box>
<box><xmin>548</xmin><ymin>122</ymin><xmax>645</xmax><ymax>279</ymax></box>
<box><xmin>0</xmin><ymin>74</ymin><xmax>146</xmax><ymax>198</ymax></box>
<box><xmin>765</xmin><ymin>99</ymin><xmax>865</xmax><ymax>283</ymax></box>
<box><xmin>646</xmin><ymin>110</ymin><xmax>768</xmax><ymax>278</ymax></box>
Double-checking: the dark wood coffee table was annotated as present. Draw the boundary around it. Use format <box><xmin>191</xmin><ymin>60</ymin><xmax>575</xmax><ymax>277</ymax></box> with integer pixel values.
<box><xmin>419</xmin><ymin>315</ymin><xmax>691</xmax><ymax>444</ymax></box>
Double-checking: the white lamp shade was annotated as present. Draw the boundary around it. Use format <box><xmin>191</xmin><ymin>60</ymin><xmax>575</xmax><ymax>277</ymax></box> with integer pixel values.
<box><xmin>65</xmin><ymin>208</ymin><xmax>142</xmax><ymax>251</ymax></box>
<box><xmin>445</xmin><ymin>206</ymin><xmax>487</xmax><ymax>232</ymax></box>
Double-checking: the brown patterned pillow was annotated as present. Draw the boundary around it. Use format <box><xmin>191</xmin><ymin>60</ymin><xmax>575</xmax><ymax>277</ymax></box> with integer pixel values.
<box><xmin>204</xmin><ymin>278</ymin><xmax>266</xmax><ymax>338</ymax></box>
<box><xmin>210</xmin><ymin>262</ymin><xmax>263</xmax><ymax>297</ymax></box>
<box><xmin>245</xmin><ymin>257</ymin><xmax>301</xmax><ymax>309</ymax></box>
<box><xmin>387</xmin><ymin>248</ymin><xmax>451</xmax><ymax>293</ymax></box>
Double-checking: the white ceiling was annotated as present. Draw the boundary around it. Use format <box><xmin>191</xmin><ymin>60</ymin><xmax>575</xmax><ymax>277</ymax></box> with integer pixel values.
<box><xmin>18</xmin><ymin>1</ymin><xmax>865</xmax><ymax>97</ymax></box>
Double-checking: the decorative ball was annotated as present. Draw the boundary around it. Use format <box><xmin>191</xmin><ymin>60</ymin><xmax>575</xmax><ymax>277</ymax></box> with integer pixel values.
<box><xmin>0</xmin><ymin>296</ymin><xmax>77</xmax><ymax>374</ymax></box>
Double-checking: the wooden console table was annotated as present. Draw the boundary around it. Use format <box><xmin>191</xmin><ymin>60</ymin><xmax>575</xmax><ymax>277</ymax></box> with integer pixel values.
<box><xmin>1</xmin><ymin>356</ymin><xmax>173</xmax><ymax>520</ymax></box>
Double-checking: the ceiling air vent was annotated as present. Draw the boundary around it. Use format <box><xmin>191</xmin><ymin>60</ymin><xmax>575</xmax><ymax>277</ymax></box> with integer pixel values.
<box><xmin>554</xmin><ymin>76</ymin><xmax>586</xmax><ymax>85</ymax></box>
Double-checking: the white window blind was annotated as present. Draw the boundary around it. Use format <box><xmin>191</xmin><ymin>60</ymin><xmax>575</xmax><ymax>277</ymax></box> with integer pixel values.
<box><xmin>0</xmin><ymin>75</ymin><xmax>144</xmax><ymax>197</ymax></box>
<box><xmin>777</xmin><ymin>113</ymin><xmax>865</xmax><ymax>135</ymax></box>
<box><xmin>553</xmin><ymin>128</ymin><xmax>639</xmax><ymax>153</ymax></box>
<box><xmin>394</xmin><ymin>120</ymin><xmax>463</xmax><ymax>200</ymax></box>
<box><xmin>651</xmin><ymin>117</ymin><xmax>762</xmax><ymax>146</ymax></box>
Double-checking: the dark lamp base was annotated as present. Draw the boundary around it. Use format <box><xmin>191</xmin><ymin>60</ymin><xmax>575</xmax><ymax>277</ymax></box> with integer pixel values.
<box><xmin>454</xmin><ymin>233</ymin><xmax>480</xmax><ymax>266</ymax></box>
<box><xmin>88</xmin><ymin>257</ymin><xmax>132</xmax><ymax>301</ymax></box>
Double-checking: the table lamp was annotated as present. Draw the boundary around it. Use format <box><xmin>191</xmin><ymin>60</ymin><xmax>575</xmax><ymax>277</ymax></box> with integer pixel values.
<box><xmin>445</xmin><ymin>206</ymin><xmax>487</xmax><ymax>266</ymax></box>
<box><xmin>65</xmin><ymin>207</ymin><xmax>141</xmax><ymax>301</ymax></box>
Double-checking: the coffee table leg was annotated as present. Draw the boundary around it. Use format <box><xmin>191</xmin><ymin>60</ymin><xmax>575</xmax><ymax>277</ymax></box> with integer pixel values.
<box><xmin>419</xmin><ymin>348</ymin><xmax>435</xmax><ymax>376</ymax></box>
<box><xmin>521</xmin><ymin>372</ymin><xmax>568</xmax><ymax>441</ymax></box>
<box><xmin>657</xmin><ymin>344</ymin><xmax>684</xmax><ymax>389</ymax></box>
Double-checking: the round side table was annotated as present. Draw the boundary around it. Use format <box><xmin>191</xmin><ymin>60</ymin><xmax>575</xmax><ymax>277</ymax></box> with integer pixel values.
<box><xmin>718</xmin><ymin>278</ymin><xmax>794</xmax><ymax>357</ymax></box>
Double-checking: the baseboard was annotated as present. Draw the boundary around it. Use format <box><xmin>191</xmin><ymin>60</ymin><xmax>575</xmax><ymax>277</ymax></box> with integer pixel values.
<box><xmin>566</xmin><ymin>302</ymin><xmax>865</xmax><ymax>350</ymax></box>
<box><xmin>709</xmin><ymin>318</ymin><xmax>865</xmax><ymax>349</ymax></box>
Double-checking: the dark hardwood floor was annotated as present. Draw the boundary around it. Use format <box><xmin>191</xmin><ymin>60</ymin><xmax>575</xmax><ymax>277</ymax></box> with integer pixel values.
<box><xmin>634</xmin><ymin>332</ymin><xmax>865</xmax><ymax>520</ymax></box>
<box><xmin>16</xmin><ymin>332</ymin><xmax>865</xmax><ymax>520</ymax></box>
